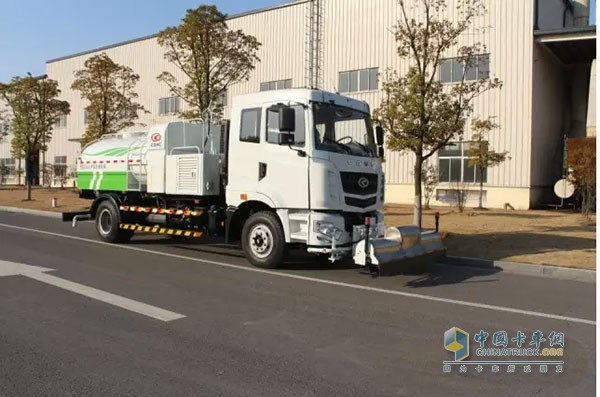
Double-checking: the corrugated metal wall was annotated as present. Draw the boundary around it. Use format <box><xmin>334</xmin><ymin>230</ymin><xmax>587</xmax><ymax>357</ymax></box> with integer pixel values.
<box><xmin>320</xmin><ymin>0</ymin><xmax>534</xmax><ymax>188</ymax></box>
<box><xmin>2</xmin><ymin>0</ymin><xmax>536</xmax><ymax>191</ymax></box>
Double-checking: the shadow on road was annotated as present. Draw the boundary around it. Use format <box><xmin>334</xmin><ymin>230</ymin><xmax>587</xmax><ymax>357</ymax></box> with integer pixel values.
<box><xmin>404</xmin><ymin>263</ymin><xmax>502</xmax><ymax>288</ymax></box>
<box><xmin>124</xmin><ymin>234</ymin><xmax>504</xmax><ymax>286</ymax></box>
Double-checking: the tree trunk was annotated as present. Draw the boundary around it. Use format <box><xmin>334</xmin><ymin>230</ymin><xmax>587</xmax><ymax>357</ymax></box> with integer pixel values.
<box><xmin>478</xmin><ymin>167</ymin><xmax>484</xmax><ymax>209</ymax></box>
<box><xmin>413</xmin><ymin>155</ymin><xmax>423</xmax><ymax>229</ymax></box>
<box><xmin>25</xmin><ymin>155</ymin><xmax>32</xmax><ymax>201</ymax></box>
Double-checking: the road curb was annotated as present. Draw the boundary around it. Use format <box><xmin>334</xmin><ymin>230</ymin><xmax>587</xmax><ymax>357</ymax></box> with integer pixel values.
<box><xmin>441</xmin><ymin>255</ymin><xmax>596</xmax><ymax>283</ymax></box>
<box><xmin>0</xmin><ymin>206</ymin><xmax>62</xmax><ymax>219</ymax></box>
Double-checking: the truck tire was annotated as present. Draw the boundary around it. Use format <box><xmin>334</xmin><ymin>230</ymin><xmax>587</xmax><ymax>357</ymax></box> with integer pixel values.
<box><xmin>241</xmin><ymin>211</ymin><xmax>286</xmax><ymax>269</ymax></box>
<box><xmin>95</xmin><ymin>200</ymin><xmax>134</xmax><ymax>243</ymax></box>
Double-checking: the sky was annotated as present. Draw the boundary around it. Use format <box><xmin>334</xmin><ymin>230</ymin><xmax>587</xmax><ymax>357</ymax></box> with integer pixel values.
<box><xmin>0</xmin><ymin>0</ymin><xmax>287</xmax><ymax>82</ymax></box>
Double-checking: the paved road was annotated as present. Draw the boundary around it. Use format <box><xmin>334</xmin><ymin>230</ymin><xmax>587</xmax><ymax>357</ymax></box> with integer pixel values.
<box><xmin>0</xmin><ymin>210</ymin><xmax>595</xmax><ymax>396</ymax></box>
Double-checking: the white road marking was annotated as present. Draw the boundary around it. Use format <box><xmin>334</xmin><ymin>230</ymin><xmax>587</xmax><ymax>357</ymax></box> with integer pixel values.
<box><xmin>0</xmin><ymin>259</ymin><xmax>185</xmax><ymax>322</ymax></box>
<box><xmin>0</xmin><ymin>222</ymin><xmax>595</xmax><ymax>326</ymax></box>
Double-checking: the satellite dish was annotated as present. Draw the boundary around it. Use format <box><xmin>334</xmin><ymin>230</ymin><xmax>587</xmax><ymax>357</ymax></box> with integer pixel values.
<box><xmin>554</xmin><ymin>179</ymin><xmax>575</xmax><ymax>199</ymax></box>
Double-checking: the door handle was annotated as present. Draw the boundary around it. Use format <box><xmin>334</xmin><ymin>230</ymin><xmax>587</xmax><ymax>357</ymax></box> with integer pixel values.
<box><xmin>259</xmin><ymin>162</ymin><xmax>267</xmax><ymax>181</ymax></box>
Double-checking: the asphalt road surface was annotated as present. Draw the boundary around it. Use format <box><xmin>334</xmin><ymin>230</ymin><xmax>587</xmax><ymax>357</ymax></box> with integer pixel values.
<box><xmin>0</xmin><ymin>210</ymin><xmax>595</xmax><ymax>396</ymax></box>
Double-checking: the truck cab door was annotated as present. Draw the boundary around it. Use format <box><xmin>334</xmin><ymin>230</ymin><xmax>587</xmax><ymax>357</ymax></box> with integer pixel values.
<box><xmin>226</xmin><ymin>104</ymin><xmax>309</xmax><ymax>209</ymax></box>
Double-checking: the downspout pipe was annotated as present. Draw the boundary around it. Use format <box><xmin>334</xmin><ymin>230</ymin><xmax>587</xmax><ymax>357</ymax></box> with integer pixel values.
<box><xmin>563</xmin><ymin>0</ymin><xmax>574</xmax><ymax>27</ymax></box>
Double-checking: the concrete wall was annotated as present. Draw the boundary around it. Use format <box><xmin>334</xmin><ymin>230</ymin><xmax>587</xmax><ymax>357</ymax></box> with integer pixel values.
<box><xmin>530</xmin><ymin>43</ymin><xmax>568</xmax><ymax>207</ymax></box>
<box><xmin>567</xmin><ymin>63</ymin><xmax>592</xmax><ymax>138</ymax></box>
<box><xmin>587</xmin><ymin>59</ymin><xmax>596</xmax><ymax>136</ymax></box>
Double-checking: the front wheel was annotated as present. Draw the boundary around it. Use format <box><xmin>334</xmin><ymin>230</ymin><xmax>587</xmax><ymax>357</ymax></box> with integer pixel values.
<box><xmin>95</xmin><ymin>200</ymin><xmax>134</xmax><ymax>243</ymax></box>
<box><xmin>241</xmin><ymin>211</ymin><xmax>286</xmax><ymax>269</ymax></box>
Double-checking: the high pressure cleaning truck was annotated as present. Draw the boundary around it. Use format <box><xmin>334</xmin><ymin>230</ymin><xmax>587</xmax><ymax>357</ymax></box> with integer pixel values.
<box><xmin>63</xmin><ymin>89</ymin><xmax>445</xmax><ymax>275</ymax></box>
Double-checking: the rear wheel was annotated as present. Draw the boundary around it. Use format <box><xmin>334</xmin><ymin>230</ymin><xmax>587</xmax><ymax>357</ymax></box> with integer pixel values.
<box><xmin>95</xmin><ymin>200</ymin><xmax>134</xmax><ymax>243</ymax></box>
<box><xmin>241</xmin><ymin>211</ymin><xmax>286</xmax><ymax>269</ymax></box>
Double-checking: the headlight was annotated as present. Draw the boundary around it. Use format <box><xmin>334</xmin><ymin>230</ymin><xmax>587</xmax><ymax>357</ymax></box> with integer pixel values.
<box><xmin>314</xmin><ymin>221</ymin><xmax>343</xmax><ymax>240</ymax></box>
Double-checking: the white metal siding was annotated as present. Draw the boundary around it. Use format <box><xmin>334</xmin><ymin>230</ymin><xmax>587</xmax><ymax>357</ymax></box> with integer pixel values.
<box><xmin>321</xmin><ymin>0</ymin><xmax>534</xmax><ymax>188</ymax></box>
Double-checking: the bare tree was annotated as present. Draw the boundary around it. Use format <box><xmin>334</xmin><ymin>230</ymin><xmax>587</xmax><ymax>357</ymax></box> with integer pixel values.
<box><xmin>157</xmin><ymin>5</ymin><xmax>261</xmax><ymax>121</ymax></box>
<box><xmin>422</xmin><ymin>163</ymin><xmax>440</xmax><ymax>209</ymax></box>
<box><xmin>72</xmin><ymin>53</ymin><xmax>146</xmax><ymax>146</ymax></box>
<box><xmin>374</xmin><ymin>0</ymin><xmax>501</xmax><ymax>228</ymax></box>
<box><xmin>468</xmin><ymin>118</ymin><xmax>509</xmax><ymax>209</ymax></box>
<box><xmin>0</xmin><ymin>74</ymin><xmax>70</xmax><ymax>200</ymax></box>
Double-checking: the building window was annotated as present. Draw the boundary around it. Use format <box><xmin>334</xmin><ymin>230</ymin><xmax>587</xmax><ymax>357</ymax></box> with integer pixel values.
<box><xmin>440</xmin><ymin>54</ymin><xmax>490</xmax><ymax>84</ymax></box>
<box><xmin>0</xmin><ymin>158</ymin><xmax>16</xmax><ymax>176</ymax></box>
<box><xmin>260</xmin><ymin>79</ymin><xmax>292</xmax><ymax>91</ymax></box>
<box><xmin>159</xmin><ymin>96</ymin><xmax>180</xmax><ymax>115</ymax></box>
<box><xmin>54</xmin><ymin>115</ymin><xmax>67</xmax><ymax>128</ymax></box>
<box><xmin>266</xmin><ymin>105</ymin><xmax>305</xmax><ymax>147</ymax></box>
<box><xmin>53</xmin><ymin>155</ymin><xmax>67</xmax><ymax>177</ymax></box>
<box><xmin>438</xmin><ymin>142</ymin><xmax>487</xmax><ymax>183</ymax></box>
<box><xmin>240</xmin><ymin>108</ymin><xmax>261</xmax><ymax>143</ymax></box>
<box><xmin>338</xmin><ymin>67</ymin><xmax>378</xmax><ymax>93</ymax></box>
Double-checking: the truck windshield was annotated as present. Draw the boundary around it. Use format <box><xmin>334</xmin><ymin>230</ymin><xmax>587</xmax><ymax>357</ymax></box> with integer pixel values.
<box><xmin>312</xmin><ymin>103</ymin><xmax>377</xmax><ymax>157</ymax></box>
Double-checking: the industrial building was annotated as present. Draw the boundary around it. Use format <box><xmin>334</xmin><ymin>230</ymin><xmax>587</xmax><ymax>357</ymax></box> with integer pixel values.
<box><xmin>0</xmin><ymin>0</ymin><xmax>596</xmax><ymax>209</ymax></box>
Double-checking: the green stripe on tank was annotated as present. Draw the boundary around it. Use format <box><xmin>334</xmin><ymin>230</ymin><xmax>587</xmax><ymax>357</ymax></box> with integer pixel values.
<box><xmin>77</xmin><ymin>171</ymin><xmax>128</xmax><ymax>191</ymax></box>
<box><xmin>84</xmin><ymin>147</ymin><xmax>142</xmax><ymax>157</ymax></box>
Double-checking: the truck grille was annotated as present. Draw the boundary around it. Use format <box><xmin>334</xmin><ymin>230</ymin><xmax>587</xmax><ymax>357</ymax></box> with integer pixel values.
<box><xmin>340</xmin><ymin>172</ymin><xmax>378</xmax><ymax>195</ymax></box>
<box><xmin>345</xmin><ymin>196</ymin><xmax>377</xmax><ymax>208</ymax></box>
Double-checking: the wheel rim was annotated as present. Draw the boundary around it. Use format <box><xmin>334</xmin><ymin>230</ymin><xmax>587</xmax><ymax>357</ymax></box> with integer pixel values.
<box><xmin>249</xmin><ymin>224</ymin><xmax>273</xmax><ymax>259</ymax></box>
<box><xmin>98</xmin><ymin>208</ymin><xmax>113</xmax><ymax>236</ymax></box>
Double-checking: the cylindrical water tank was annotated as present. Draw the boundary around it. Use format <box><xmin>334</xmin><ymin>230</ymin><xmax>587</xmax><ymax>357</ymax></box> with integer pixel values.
<box><xmin>77</xmin><ymin>131</ymin><xmax>148</xmax><ymax>191</ymax></box>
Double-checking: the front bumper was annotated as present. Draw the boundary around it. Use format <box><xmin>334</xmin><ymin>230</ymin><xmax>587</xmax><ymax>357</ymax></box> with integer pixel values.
<box><xmin>308</xmin><ymin>212</ymin><xmax>446</xmax><ymax>275</ymax></box>
<box><xmin>353</xmin><ymin>226</ymin><xmax>446</xmax><ymax>275</ymax></box>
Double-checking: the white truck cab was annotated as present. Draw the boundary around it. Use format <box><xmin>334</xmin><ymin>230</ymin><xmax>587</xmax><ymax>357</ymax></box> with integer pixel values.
<box><xmin>224</xmin><ymin>89</ymin><xmax>386</xmax><ymax>264</ymax></box>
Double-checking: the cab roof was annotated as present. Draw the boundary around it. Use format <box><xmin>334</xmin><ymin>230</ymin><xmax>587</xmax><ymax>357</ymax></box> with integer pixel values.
<box><xmin>231</xmin><ymin>89</ymin><xmax>370</xmax><ymax>114</ymax></box>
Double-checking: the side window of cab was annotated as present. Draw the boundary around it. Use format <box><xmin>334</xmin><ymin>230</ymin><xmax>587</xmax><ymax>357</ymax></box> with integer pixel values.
<box><xmin>240</xmin><ymin>108</ymin><xmax>261</xmax><ymax>143</ymax></box>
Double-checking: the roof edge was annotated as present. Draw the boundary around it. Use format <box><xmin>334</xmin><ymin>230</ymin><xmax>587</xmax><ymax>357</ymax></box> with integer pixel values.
<box><xmin>47</xmin><ymin>0</ymin><xmax>308</xmax><ymax>64</ymax></box>
<box><xmin>534</xmin><ymin>25</ymin><xmax>597</xmax><ymax>37</ymax></box>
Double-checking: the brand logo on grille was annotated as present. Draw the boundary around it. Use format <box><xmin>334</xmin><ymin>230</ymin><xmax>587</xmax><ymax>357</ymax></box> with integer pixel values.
<box><xmin>358</xmin><ymin>177</ymin><xmax>370</xmax><ymax>189</ymax></box>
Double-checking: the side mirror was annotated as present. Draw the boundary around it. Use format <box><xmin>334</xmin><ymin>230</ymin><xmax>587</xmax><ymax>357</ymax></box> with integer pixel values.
<box><xmin>375</xmin><ymin>126</ymin><xmax>384</xmax><ymax>146</ymax></box>
<box><xmin>278</xmin><ymin>107</ymin><xmax>296</xmax><ymax>132</ymax></box>
<box><xmin>378</xmin><ymin>147</ymin><xmax>385</xmax><ymax>158</ymax></box>
<box><xmin>278</xmin><ymin>132</ymin><xmax>295</xmax><ymax>145</ymax></box>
